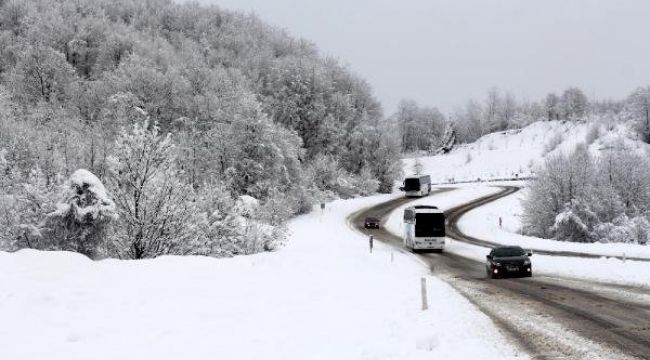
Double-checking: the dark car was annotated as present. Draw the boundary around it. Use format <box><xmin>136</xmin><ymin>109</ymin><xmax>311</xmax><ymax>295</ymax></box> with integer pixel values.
<box><xmin>486</xmin><ymin>246</ymin><xmax>532</xmax><ymax>279</ymax></box>
<box><xmin>364</xmin><ymin>216</ymin><xmax>380</xmax><ymax>229</ymax></box>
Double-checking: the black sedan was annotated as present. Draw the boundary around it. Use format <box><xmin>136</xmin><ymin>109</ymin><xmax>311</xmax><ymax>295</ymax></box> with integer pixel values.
<box><xmin>364</xmin><ymin>216</ymin><xmax>380</xmax><ymax>229</ymax></box>
<box><xmin>486</xmin><ymin>246</ymin><xmax>532</xmax><ymax>279</ymax></box>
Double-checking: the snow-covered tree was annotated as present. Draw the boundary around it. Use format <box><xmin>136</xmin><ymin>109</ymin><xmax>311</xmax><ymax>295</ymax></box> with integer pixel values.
<box><xmin>44</xmin><ymin>169</ymin><xmax>117</xmax><ymax>257</ymax></box>
<box><xmin>394</xmin><ymin>99</ymin><xmax>446</xmax><ymax>152</ymax></box>
<box><xmin>198</xmin><ymin>192</ymin><xmax>284</xmax><ymax>256</ymax></box>
<box><xmin>435</xmin><ymin>122</ymin><xmax>457</xmax><ymax>154</ymax></box>
<box><xmin>627</xmin><ymin>86</ymin><xmax>650</xmax><ymax>141</ymax></box>
<box><xmin>523</xmin><ymin>144</ymin><xmax>650</xmax><ymax>244</ymax></box>
<box><xmin>7</xmin><ymin>43</ymin><xmax>76</xmax><ymax>104</ymax></box>
<box><xmin>522</xmin><ymin>145</ymin><xmax>594</xmax><ymax>239</ymax></box>
<box><xmin>544</xmin><ymin>93</ymin><xmax>561</xmax><ymax>121</ymax></box>
<box><xmin>224</xmin><ymin>95</ymin><xmax>303</xmax><ymax>200</ymax></box>
<box><xmin>560</xmin><ymin>87</ymin><xmax>589</xmax><ymax>119</ymax></box>
<box><xmin>107</xmin><ymin>119</ymin><xmax>203</xmax><ymax>259</ymax></box>
<box><xmin>9</xmin><ymin>167</ymin><xmax>61</xmax><ymax>250</ymax></box>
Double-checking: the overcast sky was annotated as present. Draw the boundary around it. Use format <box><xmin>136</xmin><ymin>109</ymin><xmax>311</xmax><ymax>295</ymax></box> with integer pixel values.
<box><xmin>186</xmin><ymin>0</ymin><xmax>650</xmax><ymax>115</ymax></box>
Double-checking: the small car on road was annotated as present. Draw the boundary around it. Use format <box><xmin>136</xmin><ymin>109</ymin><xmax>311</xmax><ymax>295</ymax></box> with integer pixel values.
<box><xmin>486</xmin><ymin>246</ymin><xmax>532</xmax><ymax>279</ymax></box>
<box><xmin>364</xmin><ymin>216</ymin><xmax>380</xmax><ymax>229</ymax></box>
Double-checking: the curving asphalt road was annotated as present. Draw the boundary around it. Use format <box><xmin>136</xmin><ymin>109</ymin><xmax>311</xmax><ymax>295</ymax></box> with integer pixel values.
<box><xmin>349</xmin><ymin>186</ymin><xmax>650</xmax><ymax>359</ymax></box>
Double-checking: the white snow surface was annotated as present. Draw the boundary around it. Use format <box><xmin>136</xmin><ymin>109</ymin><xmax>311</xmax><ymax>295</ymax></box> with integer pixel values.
<box><xmin>68</xmin><ymin>169</ymin><xmax>112</xmax><ymax>203</ymax></box>
<box><xmin>403</xmin><ymin>120</ymin><xmax>649</xmax><ymax>184</ymax></box>
<box><xmin>0</xmin><ymin>194</ymin><xmax>524</xmax><ymax>360</ymax></box>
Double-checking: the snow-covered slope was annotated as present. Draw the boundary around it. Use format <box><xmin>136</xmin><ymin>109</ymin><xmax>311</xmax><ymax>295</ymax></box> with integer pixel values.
<box><xmin>403</xmin><ymin>120</ymin><xmax>649</xmax><ymax>183</ymax></box>
<box><xmin>0</xmin><ymin>194</ymin><xmax>523</xmax><ymax>360</ymax></box>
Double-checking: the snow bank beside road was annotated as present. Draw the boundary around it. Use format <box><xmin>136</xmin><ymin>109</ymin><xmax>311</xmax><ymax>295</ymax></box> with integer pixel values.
<box><xmin>455</xmin><ymin>185</ymin><xmax>650</xmax><ymax>286</ymax></box>
<box><xmin>459</xmin><ymin>186</ymin><xmax>650</xmax><ymax>260</ymax></box>
<box><xmin>446</xmin><ymin>234</ymin><xmax>650</xmax><ymax>287</ymax></box>
<box><xmin>0</xmin><ymin>193</ymin><xmax>523</xmax><ymax>360</ymax></box>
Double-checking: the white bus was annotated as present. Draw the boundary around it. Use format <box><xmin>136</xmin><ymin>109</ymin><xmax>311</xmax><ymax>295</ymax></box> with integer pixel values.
<box><xmin>400</xmin><ymin>175</ymin><xmax>431</xmax><ymax>197</ymax></box>
<box><xmin>403</xmin><ymin>205</ymin><xmax>446</xmax><ymax>251</ymax></box>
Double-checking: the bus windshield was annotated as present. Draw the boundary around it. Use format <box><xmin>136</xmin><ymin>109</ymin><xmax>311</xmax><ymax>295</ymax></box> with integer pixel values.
<box><xmin>415</xmin><ymin>213</ymin><xmax>445</xmax><ymax>237</ymax></box>
<box><xmin>404</xmin><ymin>178</ymin><xmax>421</xmax><ymax>191</ymax></box>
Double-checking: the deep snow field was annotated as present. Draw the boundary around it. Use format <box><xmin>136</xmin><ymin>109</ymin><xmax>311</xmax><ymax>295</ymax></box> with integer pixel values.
<box><xmin>0</xmin><ymin>194</ymin><xmax>524</xmax><ymax>360</ymax></box>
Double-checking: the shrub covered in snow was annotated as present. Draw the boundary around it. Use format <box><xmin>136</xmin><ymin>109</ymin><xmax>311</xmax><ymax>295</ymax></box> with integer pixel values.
<box><xmin>106</xmin><ymin>120</ymin><xmax>205</xmax><ymax>259</ymax></box>
<box><xmin>2</xmin><ymin>168</ymin><xmax>61</xmax><ymax>251</ymax></box>
<box><xmin>197</xmin><ymin>191</ymin><xmax>285</xmax><ymax>256</ymax></box>
<box><xmin>1</xmin><ymin>168</ymin><xmax>116</xmax><ymax>257</ymax></box>
<box><xmin>43</xmin><ymin>169</ymin><xmax>117</xmax><ymax>257</ymax></box>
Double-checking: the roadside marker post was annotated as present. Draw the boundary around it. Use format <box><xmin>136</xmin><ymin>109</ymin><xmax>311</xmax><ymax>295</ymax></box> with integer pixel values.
<box><xmin>420</xmin><ymin>277</ymin><xmax>428</xmax><ymax>311</ymax></box>
<box><xmin>369</xmin><ymin>235</ymin><xmax>374</xmax><ymax>254</ymax></box>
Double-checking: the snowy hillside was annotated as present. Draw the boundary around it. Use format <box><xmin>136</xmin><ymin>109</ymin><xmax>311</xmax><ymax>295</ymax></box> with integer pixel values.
<box><xmin>403</xmin><ymin>120</ymin><xmax>649</xmax><ymax>184</ymax></box>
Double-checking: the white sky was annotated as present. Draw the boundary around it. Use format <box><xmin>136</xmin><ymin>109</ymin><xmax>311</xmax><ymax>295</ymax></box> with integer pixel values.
<box><xmin>184</xmin><ymin>0</ymin><xmax>650</xmax><ymax>115</ymax></box>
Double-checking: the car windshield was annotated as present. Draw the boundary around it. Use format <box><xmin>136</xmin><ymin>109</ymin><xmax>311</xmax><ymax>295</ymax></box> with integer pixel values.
<box><xmin>493</xmin><ymin>247</ymin><xmax>526</xmax><ymax>257</ymax></box>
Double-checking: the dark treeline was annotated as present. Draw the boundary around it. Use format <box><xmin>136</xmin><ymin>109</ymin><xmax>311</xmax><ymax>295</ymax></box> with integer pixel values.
<box><xmin>0</xmin><ymin>0</ymin><xmax>401</xmax><ymax>258</ymax></box>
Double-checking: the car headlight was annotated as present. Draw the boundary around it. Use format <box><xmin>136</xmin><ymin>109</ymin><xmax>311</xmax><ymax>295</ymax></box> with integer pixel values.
<box><xmin>524</xmin><ymin>259</ymin><xmax>531</xmax><ymax>265</ymax></box>
<box><xmin>493</xmin><ymin>262</ymin><xmax>501</xmax><ymax>266</ymax></box>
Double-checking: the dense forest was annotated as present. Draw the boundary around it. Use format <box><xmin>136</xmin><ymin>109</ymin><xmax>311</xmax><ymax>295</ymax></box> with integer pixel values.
<box><xmin>0</xmin><ymin>0</ymin><xmax>402</xmax><ymax>258</ymax></box>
